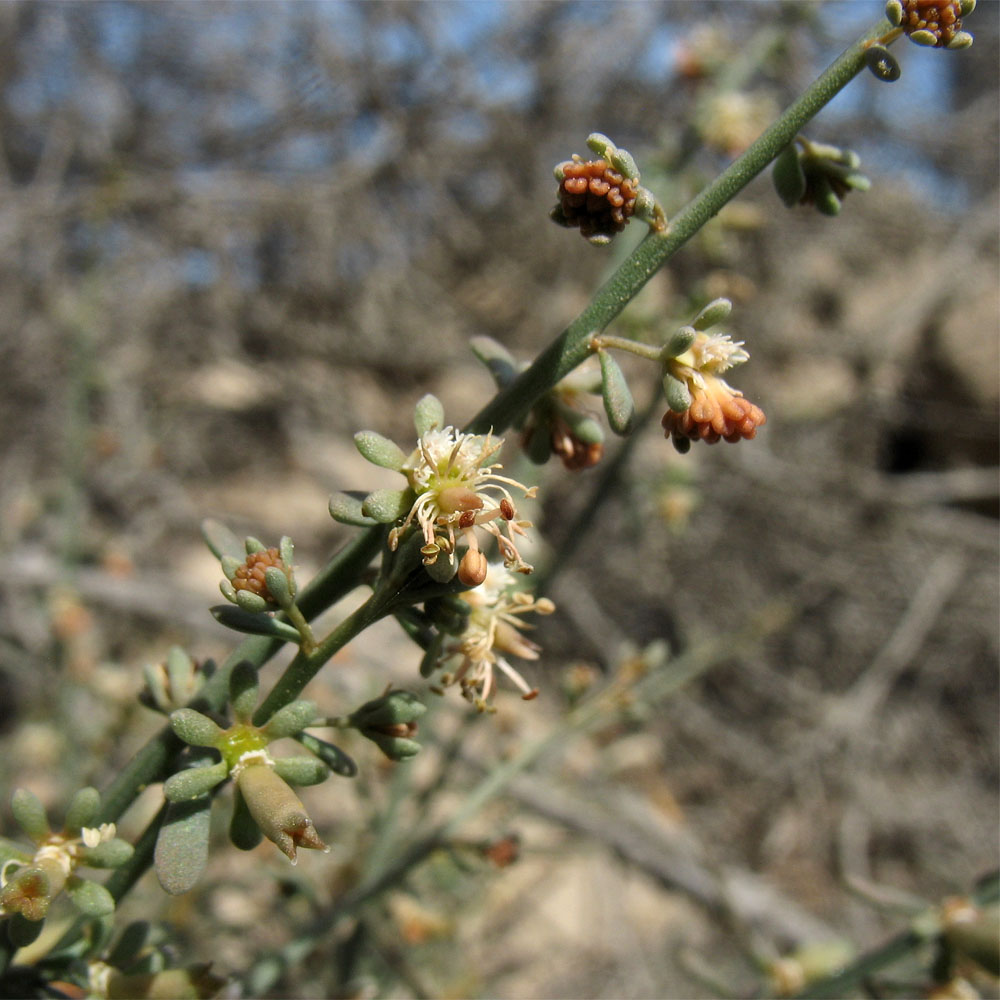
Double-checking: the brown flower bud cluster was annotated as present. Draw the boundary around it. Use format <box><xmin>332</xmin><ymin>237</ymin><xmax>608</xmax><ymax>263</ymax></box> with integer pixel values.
<box><xmin>230</xmin><ymin>547</ymin><xmax>285</xmax><ymax>603</ymax></box>
<box><xmin>661</xmin><ymin>381</ymin><xmax>766</xmax><ymax>446</ymax></box>
<box><xmin>897</xmin><ymin>0</ymin><xmax>965</xmax><ymax>46</ymax></box>
<box><xmin>555</xmin><ymin>156</ymin><xmax>638</xmax><ymax>240</ymax></box>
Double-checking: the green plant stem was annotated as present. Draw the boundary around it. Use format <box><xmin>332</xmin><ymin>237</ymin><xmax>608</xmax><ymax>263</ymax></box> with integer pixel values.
<box><xmin>252</xmin><ymin>589</ymin><xmax>394</xmax><ymax>725</ymax></box>
<box><xmin>96</xmin><ymin>527</ymin><xmax>383</xmax><ymax>826</ymax></box>
<box><xmin>466</xmin><ymin>17</ymin><xmax>891</xmax><ymax>437</ymax></box>
<box><xmin>794</xmin><ymin>872</ymin><xmax>1000</xmax><ymax>999</ymax></box>
<box><xmin>94</xmin><ymin>13</ymin><xmax>892</xmax><ymax>918</ymax></box>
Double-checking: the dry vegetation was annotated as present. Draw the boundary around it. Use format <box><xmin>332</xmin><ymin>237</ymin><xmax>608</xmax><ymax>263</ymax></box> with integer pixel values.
<box><xmin>0</xmin><ymin>3</ymin><xmax>996</xmax><ymax>997</ymax></box>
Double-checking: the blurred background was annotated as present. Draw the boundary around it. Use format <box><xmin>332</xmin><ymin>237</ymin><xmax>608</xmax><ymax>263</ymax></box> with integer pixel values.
<box><xmin>0</xmin><ymin>2</ymin><xmax>996</xmax><ymax>997</ymax></box>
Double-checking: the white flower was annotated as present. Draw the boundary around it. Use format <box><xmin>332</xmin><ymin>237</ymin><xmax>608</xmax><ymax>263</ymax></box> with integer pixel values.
<box><xmin>435</xmin><ymin>563</ymin><xmax>555</xmax><ymax>711</ymax></box>
<box><xmin>389</xmin><ymin>426</ymin><xmax>537</xmax><ymax>579</ymax></box>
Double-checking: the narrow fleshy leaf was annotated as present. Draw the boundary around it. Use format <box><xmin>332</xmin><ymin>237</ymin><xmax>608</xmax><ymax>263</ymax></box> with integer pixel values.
<box><xmin>273</xmin><ymin>756</ymin><xmax>330</xmax><ymax>786</ymax></box>
<box><xmin>234</xmin><ymin>589</ymin><xmax>270</xmax><ymax>614</ymax></box>
<box><xmin>469</xmin><ymin>335</ymin><xmax>519</xmax><ymax>388</ymax></box>
<box><xmin>66</xmin><ymin>876</ymin><xmax>115</xmax><ymax>917</ymax></box>
<box><xmin>154</xmin><ymin>797</ymin><xmax>212</xmax><ymax>895</ymax></box>
<box><xmin>169</xmin><ymin>709</ymin><xmax>224</xmax><ymax>749</ymax></box>
<box><xmin>598</xmin><ymin>350</ymin><xmax>635</xmax><ymax>436</ymax></box>
<box><xmin>772</xmin><ymin>143</ymin><xmax>806</xmax><ymax>207</ymax></box>
<box><xmin>354</xmin><ymin>431</ymin><xmax>407</xmax><ymax>471</ymax></box>
<box><xmin>663</xmin><ymin>374</ymin><xmax>692</xmax><ymax>413</ymax></box>
<box><xmin>229</xmin><ymin>662</ymin><xmax>260</xmax><ymax>723</ymax></box>
<box><xmin>107</xmin><ymin>921</ymin><xmax>153</xmax><ymax>967</ymax></box>
<box><xmin>692</xmin><ymin>298</ymin><xmax>733</xmax><ymax>332</ymax></box>
<box><xmin>263</xmin><ymin>566</ymin><xmax>294</xmax><ymax>608</ymax></box>
<box><xmin>163</xmin><ymin>761</ymin><xmax>228</xmax><ymax>803</ymax></box>
<box><xmin>79</xmin><ymin>838</ymin><xmax>134</xmax><ymax>869</ymax></box>
<box><xmin>261</xmin><ymin>700</ymin><xmax>317</xmax><ymax>740</ymax></box>
<box><xmin>361</xmin><ymin>489</ymin><xmax>412</xmax><ymax>524</ymax></box>
<box><xmin>329</xmin><ymin>491</ymin><xmax>379</xmax><ymax>527</ymax></box>
<box><xmin>664</xmin><ymin>326</ymin><xmax>697</xmax><ymax>358</ymax></box>
<box><xmin>419</xmin><ymin>631</ymin><xmax>445</xmax><ymax>678</ymax></box>
<box><xmin>11</xmin><ymin>788</ymin><xmax>49</xmax><ymax>842</ymax></box>
<box><xmin>414</xmin><ymin>394</ymin><xmax>445</xmax><ymax>437</ymax></box>
<box><xmin>229</xmin><ymin>786</ymin><xmax>263</xmax><ymax>852</ymax></box>
<box><xmin>562</xmin><ymin>410</ymin><xmax>604</xmax><ymax>445</ymax></box>
<box><xmin>201</xmin><ymin>519</ymin><xmax>245</xmax><ymax>562</ymax></box>
<box><xmin>64</xmin><ymin>787</ymin><xmax>100</xmax><ymax>833</ymax></box>
<box><xmin>210</xmin><ymin>605</ymin><xmax>303</xmax><ymax>644</ymax></box>
<box><xmin>524</xmin><ymin>424</ymin><xmax>553</xmax><ymax>465</ymax></box>
<box><xmin>6</xmin><ymin>913</ymin><xmax>44</xmax><ymax>948</ymax></box>
<box><xmin>295</xmin><ymin>733</ymin><xmax>358</xmax><ymax>777</ymax></box>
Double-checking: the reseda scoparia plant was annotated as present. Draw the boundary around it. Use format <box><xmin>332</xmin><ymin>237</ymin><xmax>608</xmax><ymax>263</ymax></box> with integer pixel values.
<box><xmin>0</xmin><ymin>3</ymin><xmax>990</xmax><ymax>997</ymax></box>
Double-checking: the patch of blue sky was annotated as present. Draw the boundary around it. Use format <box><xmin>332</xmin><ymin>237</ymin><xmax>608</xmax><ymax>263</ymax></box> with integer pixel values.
<box><xmin>178</xmin><ymin>248</ymin><xmax>220</xmax><ymax>289</ymax></box>
<box><xmin>94</xmin><ymin>2</ymin><xmax>144</xmax><ymax>67</ymax></box>
<box><xmin>635</xmin><ymin>23</ymin><xmax>679</xmax><ymax>83</ymax></box>
<box><xmin>474</xmin><ymin>59</ymin><xmax>535</xmax><ymax>109</ymax></box>
<box><xmin>269</xmin><ymin>133</ymin><xmax>338</xmax><ymax>173</ymax></box>
<box><xmin>858</xmin><ymin>138</ymin><xmax>970</xmax><ymax>212</ymax></box>
<box><xmin>438</xmin><ymin>109</ymin><xmax>491</xmax><ymax>146</ymax></box>
<box><xmin>427</xmin><ymin>2</ymin><xmax>510</xmax><ymax>54</ymax></box>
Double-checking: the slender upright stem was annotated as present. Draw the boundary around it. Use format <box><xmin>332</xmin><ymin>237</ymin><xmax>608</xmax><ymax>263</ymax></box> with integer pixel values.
<box><xmin>467</xmin><ymin>18</ymin><xmax>891</xmax><ymax>437</ymax></box>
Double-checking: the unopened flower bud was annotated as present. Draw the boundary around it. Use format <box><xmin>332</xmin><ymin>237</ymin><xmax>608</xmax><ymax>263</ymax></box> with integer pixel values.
<box><xmin>349</xmin><ymin>690</ymin><xmax>426</xmax><ymax>761</ymax></box>
<box><xmin>234</xmin><ymin>761</ymin><xmax>327</xmax><ymax>863</ymax></box>
<box><xmin>0</xmin><ymin>867</ymin><xmax>51</xmax><ymax>922</ymax></box>
<box><xmin>458</xmin><ymin>549</ymin><xmax>489</xmax><ymax>587</ymax></box>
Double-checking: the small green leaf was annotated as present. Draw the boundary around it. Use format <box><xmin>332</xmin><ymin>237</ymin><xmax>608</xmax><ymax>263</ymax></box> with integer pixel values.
<box><xmin>663</xmin><ymin>373</ymin><xmax>692</xmax><ymax>414</ymax></box>
<box><xmin>154</xmin><ymin>797</ymin><xmax>212</xmax><ymax>895</ymax></box>
<box><xmin>201</xmin><ymin>519</ymin><xmax>245</xmax><ymax>562</ymax></box>
<box><xmin>864</xmin><ymin>44</ymin><xmax>901</xmax><ymax>81</ymax></box>
<box><xmin>414</xmin><ymin>394</ymin><xmax>445</xmax><ymax>437</ymax></box>
<box><xmin>6</xmin><ymin>912</ymin><xmax>45</xmax><ymax>948</ymax></box>
<box><xmin>361</xmin><ymin>489</ymin><xmax>412</xmax><ymax>524</ymax></box>
<box><xmin>263</xmin><ymin>566</ymin><xmax>294</xmax><ymax>609</ymax></box>
<box><xmin>424</xmin><ymin>549</ymin><xmax>458</xmax><ymax>583</ymax></box>
<box><xmin>772</xmin><ymin>143</ymin><xmax>807</xmax><ymax>207</ymax></box>
<box><xmin>664</xmin><ymin>326</ymin><xmax>697</xmax><ymax>358</ymax></box>
<box><xmin>524</xmin><ymin>424</ymin><xmax>553</xmax><ymax>465</ymax></box>
<box><xmin>229</xmin><ymin>786</ymin><xmax>263</xmax><ymax>852</ymax></box>
<box><xmin>469</xmin><ymin>335</ymin><xmax>519</xmax><ymax>388</ymax></box>
<box><xmin>598</xmin><ymin>350</ymin><xmax>635</xmax><ymax>436</ymax></box>
<box><xmin>163</xmin><ymin>761</ymin><xmax>228</xmax><ymax>803</ymax></box>
<box><xmin>261</xmin><ymin>700</ymin><xmax>317</xmax><ymax>740</ymax></box>
<box><xmin>329</xmin><ymin>491</ymin><xmax>379</xmax><ymax>527</ymax></box>
<box><xmin>562</xmin><ymin>410</ymin><xmax>604</xmax><ymax>446</ymax></box>
<box><xmin>229</xmin><ymin>662</ymin><xmax>260</xmax><ymax>723</ymax></box>
<box><xmin>66</xmin><ymin>876</ymin><xmax>115</xmax><ymax>917</ymax></box>
<box><xmin>64</xmin><ymin>787</ymin><xmax>100</xmax><ymax>833</ymax></box>
<box><xmin>354</xmin><ymin>430</ymin><xmax>407</xmax><ymax>471</ymax></box>
<box><xmin>234</xmin><ymin>589</ymin><xmax>270</xmax><ymax>614</ymax></box>
<box><xmin>419</xmin><ymin>630</ymin><xmax>445</xmax><ymax>678</ymax></box>
<box><xmin>11</xmin><ymin>789</ymin><xmax>49</xmax><ymax>842</ymax></box>
<box><xmin>169</xmin><ymin>709</ymin><xmax>224</xmax><ymax>749</ymax></box>
<box><xmin>107</xmin><ymin>921</ymin><xmax>153</xmax><ymax>967</ymax></box>
<box><xmin>273</xmin><ymin>756</ymin><xmax>330</xmax><ymax>786</ymax></box>
<box><xmin>79</xmin><ymin>838</ymin><xmax>134</xmax><ymax>869</ymax></box>
<box><xmin>210</xmin><ymin>605</ymin><xmax>304</xmax><ymax>644</ymax></box>
<box><xmin>811</xmin><ymin>173</ymin><xmax>842</xmax><ymax>216</ymax></box>
<box><xmin>692</xmin><ymin>298</ymin><xmax>733</xmax><ymax>332</ymax></box>
<box><xmin>295</xmin><ymin>732</ymin><xmax>357</xmax><ymax>777</ymax></box>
